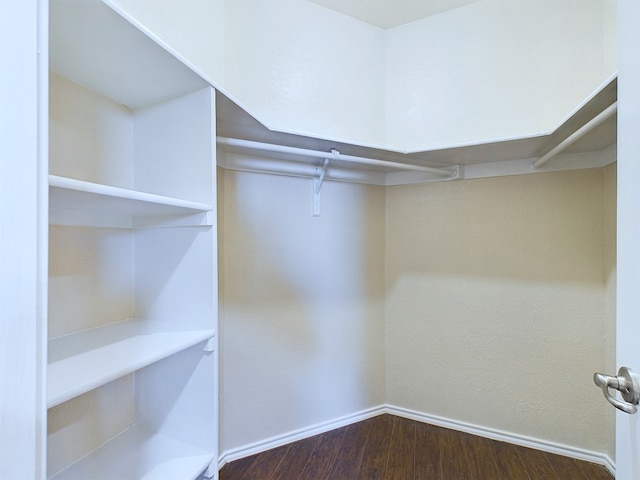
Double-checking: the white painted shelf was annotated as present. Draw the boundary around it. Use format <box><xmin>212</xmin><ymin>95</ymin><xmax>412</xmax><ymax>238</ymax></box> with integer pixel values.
<box><xmin>47</xmin><ymin>320</ymin><xmax>215</xmax><ymax>408</ymax></box>
<box><xmin>49</xmin><ymin>426</ymin><xmax>215</xmax><ymax>480</ymax></box>
<box><xmin>49</xmin><ymin>175</ymin><xmax>214</xmax><ymax>228</ymax></box>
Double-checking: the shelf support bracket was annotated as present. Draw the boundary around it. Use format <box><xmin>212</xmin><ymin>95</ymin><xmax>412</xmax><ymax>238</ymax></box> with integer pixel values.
<box><xmin>313</xmin><ymin>150</ymin><xmax>336</xmax><ymax>217</ymax></box>
<box><xmin>204</xmin><ymin>336</ymin><xmax>216</xmax><ymax>354</ymax></box>
<box><xmin>204</xmin><ymin>461</ymin><xmax>217</xmax><ymax>478</ymax></box>
<box><xmin>531</xmin><ymin>101</ymin><xmax>618</xmax><ymax>170</ymax></box>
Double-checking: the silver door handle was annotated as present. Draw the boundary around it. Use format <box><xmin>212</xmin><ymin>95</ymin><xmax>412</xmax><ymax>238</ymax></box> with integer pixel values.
<box><xmin>593</xmin><ymin>366</ymin><xmax>640</xmax><ymax>414</ymax></box>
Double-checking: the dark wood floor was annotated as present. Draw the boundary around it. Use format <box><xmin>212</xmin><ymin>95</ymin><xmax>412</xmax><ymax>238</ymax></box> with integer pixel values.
<box><xmin>219</xmin><ymin>414</ymin><xmax>613</xmax><ymax>479</ymax></box>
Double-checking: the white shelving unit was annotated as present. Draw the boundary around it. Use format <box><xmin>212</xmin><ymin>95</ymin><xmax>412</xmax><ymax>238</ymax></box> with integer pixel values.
<box><xmin>47</xmin><ymin>0</ymin><xmax>218</xmax><ymax>479</ymax></box>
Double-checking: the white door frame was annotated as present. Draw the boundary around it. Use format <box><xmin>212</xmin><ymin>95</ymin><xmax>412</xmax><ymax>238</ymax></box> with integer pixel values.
<box><xmin>616</xmin><ymin>0</ymin><xmax>640</xmax><ymax>478</ymax></box>
<box><xmin>0</xmin><ymin>1</ymin><xmax>48</xmax><ymax>478</ymax></box>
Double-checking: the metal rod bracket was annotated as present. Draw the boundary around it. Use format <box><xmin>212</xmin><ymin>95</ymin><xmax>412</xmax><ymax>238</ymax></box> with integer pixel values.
<box><xmin>313</xmin><ymin>151</ymin><xmax>337</xmax><ymax>216</ymax></box>
<box><xmin>204</xmin><ymin>336</ymin><xmax>216</xmax><ymax>354</ymax></box>
<box><xmin>531</xmin><ymin>102</ymin><xmax>617</xmax><ymax>170</ymax></box>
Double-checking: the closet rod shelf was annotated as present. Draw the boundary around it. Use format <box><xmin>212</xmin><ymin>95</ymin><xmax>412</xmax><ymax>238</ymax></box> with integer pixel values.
<box><xmin>216</xmin><ymin>75</ymin><xmax>617</xmax><ymax>181</ymax></box>
<box><xmin>217</xmin><ymin>137</ymin><xmax>459</xmax><ymax>176</ymax></box>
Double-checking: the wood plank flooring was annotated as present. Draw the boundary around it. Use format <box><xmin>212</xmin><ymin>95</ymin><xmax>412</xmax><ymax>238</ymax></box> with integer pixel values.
<box><xmin>219</xmin><ymin>414</ymin><xmax>613</xmax><ymax>479</ymax></box>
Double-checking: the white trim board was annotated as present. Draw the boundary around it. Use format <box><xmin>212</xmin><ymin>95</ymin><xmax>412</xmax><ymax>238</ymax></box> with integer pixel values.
<box><xmin>218</xmin><ymin>404</ymin><xmax>615</xmax><ymax>477</ymax></box>
<box><xmin>217</xmin><ymin>407</ymin><xmax>382</xmax><ymax>469</ymax></box>
<box><xmin>384</xmin><ymin>405</ymin><xmax>616</xmax><ymax>477</ymax></box>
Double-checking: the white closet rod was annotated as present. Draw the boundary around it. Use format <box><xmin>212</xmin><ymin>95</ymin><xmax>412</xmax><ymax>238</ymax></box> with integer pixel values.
<box><xmin>216</xmin><ymin>137</ymin><xmax>457</xmax><ymax>177</ymax></box>
<box><xmin>531</xmin><ymin>102</ymin><xmax>618</xmax><ymax>170</ymax></box>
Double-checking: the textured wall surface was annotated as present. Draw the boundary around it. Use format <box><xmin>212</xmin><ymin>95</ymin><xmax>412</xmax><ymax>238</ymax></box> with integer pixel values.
<box><xmin>218</xmin><ymin>168</ymin><xmax>386</xmax><ymax>453</ymax></box>
<box><xmin>224</xmin><ymin>0</ymin><xmax>386</xmax><ymax>146</ymax></box>
<box><xmin>218</xmin><ymin>165</ymin><xmax>615</xmax><ymax>459</ymax></box>
<box><xmin>112</xmin><ymin>0</ymin><xmax>615</xmax><ymax>151</ymax></box>
<box><xmin>603</xmin><ymin>162</ymin><xmax>616</xmax><ymax>461</ymax></box>
<box><xmin>385</xmin><ymin>0</ymin><xmax>611</xmax><ymax>149</ymax></box>
<box><xmin>385</xmin><ymin>169</ymin><xmax>612</xmax><ymax>454</ymax></box>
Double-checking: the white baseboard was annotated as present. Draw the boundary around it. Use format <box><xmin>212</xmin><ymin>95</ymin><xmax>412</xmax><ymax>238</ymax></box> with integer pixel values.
<box><xmin>218</xmin><ymin>404</ymin><xmax>615</xmax><ymax>477</ymax></box>
<box><xmin>218</xmin><ymin>406</ymin><xmax>385</xmax><ymax>469</ymax></box>
<box><xmin>384</xmin><ymin>404</ymin><xmax>615</xmax><ymax>477</ymax></box>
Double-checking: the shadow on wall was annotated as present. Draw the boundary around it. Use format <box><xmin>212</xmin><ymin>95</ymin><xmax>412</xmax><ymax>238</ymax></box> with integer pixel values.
<box><xmin>219</xmin><ymin>168</ymin><xmax>385</xmax><ymax>452</ymax></box>
<box><xmin>384</xmin><ymin>167</ymin><xmax>615</xmax><ymax>454</ymax></box>
<box><xmin>386</xmin><ymin>169</ymin><xmax>606</xmax><ymax>286</ymax></box>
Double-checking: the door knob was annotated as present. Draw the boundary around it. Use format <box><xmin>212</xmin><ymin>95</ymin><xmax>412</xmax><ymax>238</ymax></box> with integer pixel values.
<box><xmin>593</xmin><ymin>366</ymin><xmax>640</xmax><ymax>414</ymax></box>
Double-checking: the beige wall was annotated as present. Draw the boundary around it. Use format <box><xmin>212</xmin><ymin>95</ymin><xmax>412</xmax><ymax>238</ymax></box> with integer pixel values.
<box><xmin>219</xmin><ymin>165</ymin><xmax>616</xmax><ymax>459</ymax></box>
<box><xmin>218</xmin><ymin>168</ymin><xmax>386</xmax><ymax>453</ymax></box>
<box><xmin>385</xmin><ymin>168</ymin><xmax>614</xmax><ymax>454</ymax></box>
<box><xmin>603</xmin><ymin>162</ymin><xmax>617</xmax><ymax>460</ymax></box>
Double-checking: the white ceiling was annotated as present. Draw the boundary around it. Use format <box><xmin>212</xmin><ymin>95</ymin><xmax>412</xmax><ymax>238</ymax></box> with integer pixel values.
<box><xmin>306</xmin><ymin>0</ymin><xmax>480</xmax><ymax>29</ymax></box>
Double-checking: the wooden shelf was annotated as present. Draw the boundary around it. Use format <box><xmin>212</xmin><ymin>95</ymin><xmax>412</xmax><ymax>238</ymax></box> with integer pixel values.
<box><xmin>49</xmin><ymin>175</ymin><xmax>213</xmax><ymax>228</ymax></box>
<box><xmin>48</xmin><ymin>426</ymin><xmax>215</xmax><ymax>480</ymax></box>
<box><xmin>47</xmin><ymin>320</ymin><xmax>215</xmax><ymax>408</ymax></box>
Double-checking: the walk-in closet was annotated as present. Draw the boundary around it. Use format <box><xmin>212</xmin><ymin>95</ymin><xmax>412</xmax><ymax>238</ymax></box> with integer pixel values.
<box><xmin>5</xmin><ymin>0</ymin><xmax>640</xmax><ymax>478</ymax></box>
